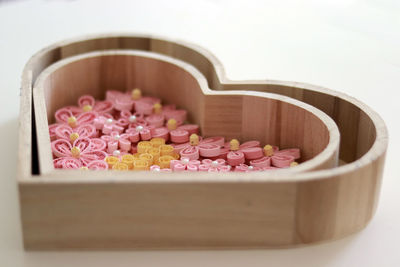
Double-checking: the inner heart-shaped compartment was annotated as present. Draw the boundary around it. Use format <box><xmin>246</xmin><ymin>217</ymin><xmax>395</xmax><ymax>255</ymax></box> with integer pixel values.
<box><xmin>33</xmin><ymin>50</ymin><xmax>339</xmax><ymax>174</ymax></box>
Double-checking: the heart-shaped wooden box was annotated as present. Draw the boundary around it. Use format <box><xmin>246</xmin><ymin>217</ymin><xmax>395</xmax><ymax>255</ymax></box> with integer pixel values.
<box><xmin>18</xmin><ymin>34</ymin><xmax>388</xmax><ymax>250</ymax></box>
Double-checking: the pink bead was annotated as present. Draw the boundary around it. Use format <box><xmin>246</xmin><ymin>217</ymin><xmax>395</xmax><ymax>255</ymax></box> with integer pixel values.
<box><xmin>170</xmin><ymin>129</ymin><xmax>189</xmax><ymax>143</ymax></box>
<box><xmin>227</xmin><ymin>151</ymin><xmax>245</xmax><ymax>166</ymax></box>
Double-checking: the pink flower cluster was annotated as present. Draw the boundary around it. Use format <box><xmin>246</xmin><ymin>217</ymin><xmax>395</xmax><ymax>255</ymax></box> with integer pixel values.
<box><xmin>48</xmin><ymin>89</ymin><xmax>301</xmax><ymax>171</ymax></box>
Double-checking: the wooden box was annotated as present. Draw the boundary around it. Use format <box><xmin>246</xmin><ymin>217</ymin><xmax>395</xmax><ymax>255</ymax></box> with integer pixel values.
<box><xmin>18</xmin><ymin>34</ymin><xmax>388</xmax><ymax>250</ymax></box>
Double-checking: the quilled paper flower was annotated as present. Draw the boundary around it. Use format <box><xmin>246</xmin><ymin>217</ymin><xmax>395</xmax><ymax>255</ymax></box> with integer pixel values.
<box><xmin>175</xmin><ymin>134</ymin><xmax>223</xmax><ymax>160</ymax></box>
<box><xmin>77</xmin><ymin>95</ymin><xmax>114</xmax><ymax>115</ymax></box>
<box><xmin>198</xmin><ymin>159</ymin><xmax>231</xmax><ymax>172</ymax></box>
<box><xmin>51</xmin><ymin>138</ymin><xmax>107</xmax><ymax>166</ymax></box>
<box><xmin>54</xmin><ymin>123</ymin><xmax>97</xmax><ymax>142</ymax></box>
<box><xmin>48</xmin><ymin>122</ymin><xmax>62</xmax><ymax>141</ymax></box>
<box><xmin>86</xmin><ymin>160</ymin><xmax>109</xmax><ymax>170</ymax></box>
<box><xmin>225</xmin><ymin>139</ymin><xmax>264</xmax><ymax>166</ymax></box>
<box><xmin>120</xmin><ymin>110</ymin><xmax>146</xmax><ymax>127</ymax></box>
<box><xmin>170</xmin><ymin>157</ymin><xmax>201</xmax><ymax>171</ymax></box>
<box><xmin>93</xmin><ymin>115</ymin><xmax>127</xmax><ymax>134</ymax></box>
<box><xmin>126</xmin><ymin>124</ymin><xmax>156</xmax><ymax>142</ymax></box>
<box><xmin>55</xmin><ymin>109</ymin><xmax>97</xmax><ymax>128</ymax></box>
<box><xmin>101</xmin><ymin>131</ymin><xmax>132</xmax><ymax>153</ymax></box>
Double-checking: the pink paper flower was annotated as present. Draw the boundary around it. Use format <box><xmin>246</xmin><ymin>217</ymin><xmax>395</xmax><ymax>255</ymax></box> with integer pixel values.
<box><xmin>48</xmin><ymin>123</ymin><xmax>62</xmax><ymax>141</ymax></box>
<box><xmin>54</xmin><ymin>123</ymin><xmax>97</xmax><ymax>142</ymax></box>
<box><xmin>120</xmin><ymin>110</ymin><xmax>147</xmax><ymax>127</ymax></box>
<box><xmin>125</xmin><ymin>124</ymin><xmax>156</xmax><ymax>142</ymax></box>
<box><xmin>51</xmin><ymin>138</ymin><xmax>107</xmax><ymax>166</ymax></box>
<box><xmin>174</xmin><ymin>135</ymin><xmax>224</xmax><ymax>160</ymax></box>
<box><xmin>55</xmin><ymin>109</ymin><xmax>97</xmax><ymax>128</ymax></box>
<box><xmin>223</xmin><ymin>140</ymin><xmax>264</xmax><ymax>166</ymax></box>
<box><xmin>77</xmin><ymin>95</ymin><xmax>113</xmax><ymax>115</ymax></box>
<box><xmin>106</xmin><ymin>89</ymin><xmax>161</xmax><ymax>114</ymax></box>
<box><xmin>101</xmin><ymin>131</ymin><xmax>132</xmax><ymax>154</ymax></box>
<box><xmin>170</xmin><ymin>157</ymin><xmax>201</xmax><ymax>171</ymax></box>
<box><xmin>197</xmin><ymin>159</ymin><xmax>231</xmax><ymax>172</ymax></box>
<box><xmin>93</xmin><ymin>115</ymin><xmax>128</xmax><ymax>134</ymax></box>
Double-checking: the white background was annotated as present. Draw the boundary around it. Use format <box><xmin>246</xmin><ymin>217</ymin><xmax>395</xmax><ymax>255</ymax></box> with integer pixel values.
<box><xmin>0</xmin><ymin>0</ymin><xmax>399</xmax><ymax>266</ymax></box>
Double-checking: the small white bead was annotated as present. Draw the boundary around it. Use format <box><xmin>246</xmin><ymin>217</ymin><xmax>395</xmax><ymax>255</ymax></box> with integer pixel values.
<box><xmin>114</xmin><ymin>135</ymin><xmax>120</xmax><ymax>140</ymax></box>
<box><xmin>136</xmin><ymin>125</ymin><xmax>144</xmax><ymax>132</ymax></box>
<box><xmin>211</xmin><ymin>161</ymin><xmax>219</xmax><ymax>167</ymax></box>
<box><xmin>152</xmin><ymin>168</ymin><xmax>160</xmax><ymax>172</ymax></box>
<box><xmin>106</xmin><ymin>118</ymin><xmax>113</xmax><ymax>124</ymax></box>
<box><xmin>181</xmin><ymin>158</ymin><xmax>190</xmax><ymax>164</ymax></box>
<box><xmin>113</xmin><ymin>150</ymin><xmax>121</xmax><ymax>156</ymax></box>
<box><xmin>248</xmin><ymin>166</ymin><xmax>254</xmax><ymax>170</ymax></box>
<box><xmin>129</xmin><ymin>115</ymin><xmax>137</xmax><ymax>123</ymax></box>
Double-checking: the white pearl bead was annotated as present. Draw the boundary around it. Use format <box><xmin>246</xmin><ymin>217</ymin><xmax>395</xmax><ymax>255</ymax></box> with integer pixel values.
<box><xmin>248</xmin><ymin>166</ymin><xmax>254</xmax><ymax>170</ymax></box>
<box><xmin>129</xmin><ymin>115</ymin><xmax>137</xmax><ymax>122</ymax></box>
<box><xmin>136</xmin><ymin>125</ymin><xmax>144</xmax><ymax>132</ymax></box>
<box><xmin>181</xmin><ymin>158</ymin><xmax>190</xmax><ymax>164</ymax></box>
<box><xmin>106</xmin><ymin>118</ymin><xmax>113</xmax><ymax>124</ymax></box>
<box><xmin>114</xmin><ymin>135</ymin><xmax>120</xmax><ymax>140</ymax></box>
<box><xmin>152</xmin><ymin>168</ymin><xmax>160</xmax><ymax>172</ymax></box>
<box><xmin>113</xmin><ymin>150</ymin><xmax>121</xmax><ymax>156</ymax></box>
<box><xmin>211</xmin><ymin>161</ymin><xmax>219</xmax><ymax>167</ymax></box>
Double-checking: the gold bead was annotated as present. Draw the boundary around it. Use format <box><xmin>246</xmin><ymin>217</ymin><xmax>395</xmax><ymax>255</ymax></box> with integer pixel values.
<box><xmin>229</xmin><ymin>139</ymin><xmax>240</xmax><ymax>151</ymax></box>
<box><xmin>153</xmin><ymin>103</ymin><xmax>162</xmax><ymax>114</ymax></box>
<box><xmin>82</xmin><ymin>105</ymin><xmax>92</xmax><ymax>112</ymax></box>
<box><xmin>263</xmin><ymin>145</ymin><xmax>274</xmax><ymax>157</ymax></box>
<box><xmin>69</xmin><ymin>132</ymin><xmax>79</xmax><ymax>142</ymax></box>
<box><xmin>67</xmin><ymin>116</ymin><xmax>77</xmax><ymax>128</ymax></box>
<box><xmin>167</xmin><ymin>119</ymin><xmax>177</xmax><ymax>131</ymax></box>
<box><xmin>290</xmin><ymin>161</ymin><xmax>299</xmax><ymax>167</ymax></box>
<box><xmin>71</xmin><ymin>146</ymin><xmax>81</xmax><ymax>158</ymax></box>
<box><xmin>131</xmin><ymin>88</ymin><xmax>142</xmax><ymax>100</ymax></box>
<box><xmin>189</xmin><ymin>134</ymin><xmax>199</xmax><ymax>146</ymax></box>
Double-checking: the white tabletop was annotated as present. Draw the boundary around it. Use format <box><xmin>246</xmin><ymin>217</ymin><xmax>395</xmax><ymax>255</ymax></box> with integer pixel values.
<box><xmin>0</xmin><ymin>0</ymin><xmax>399</xmax><ymax>266</ymax></box>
